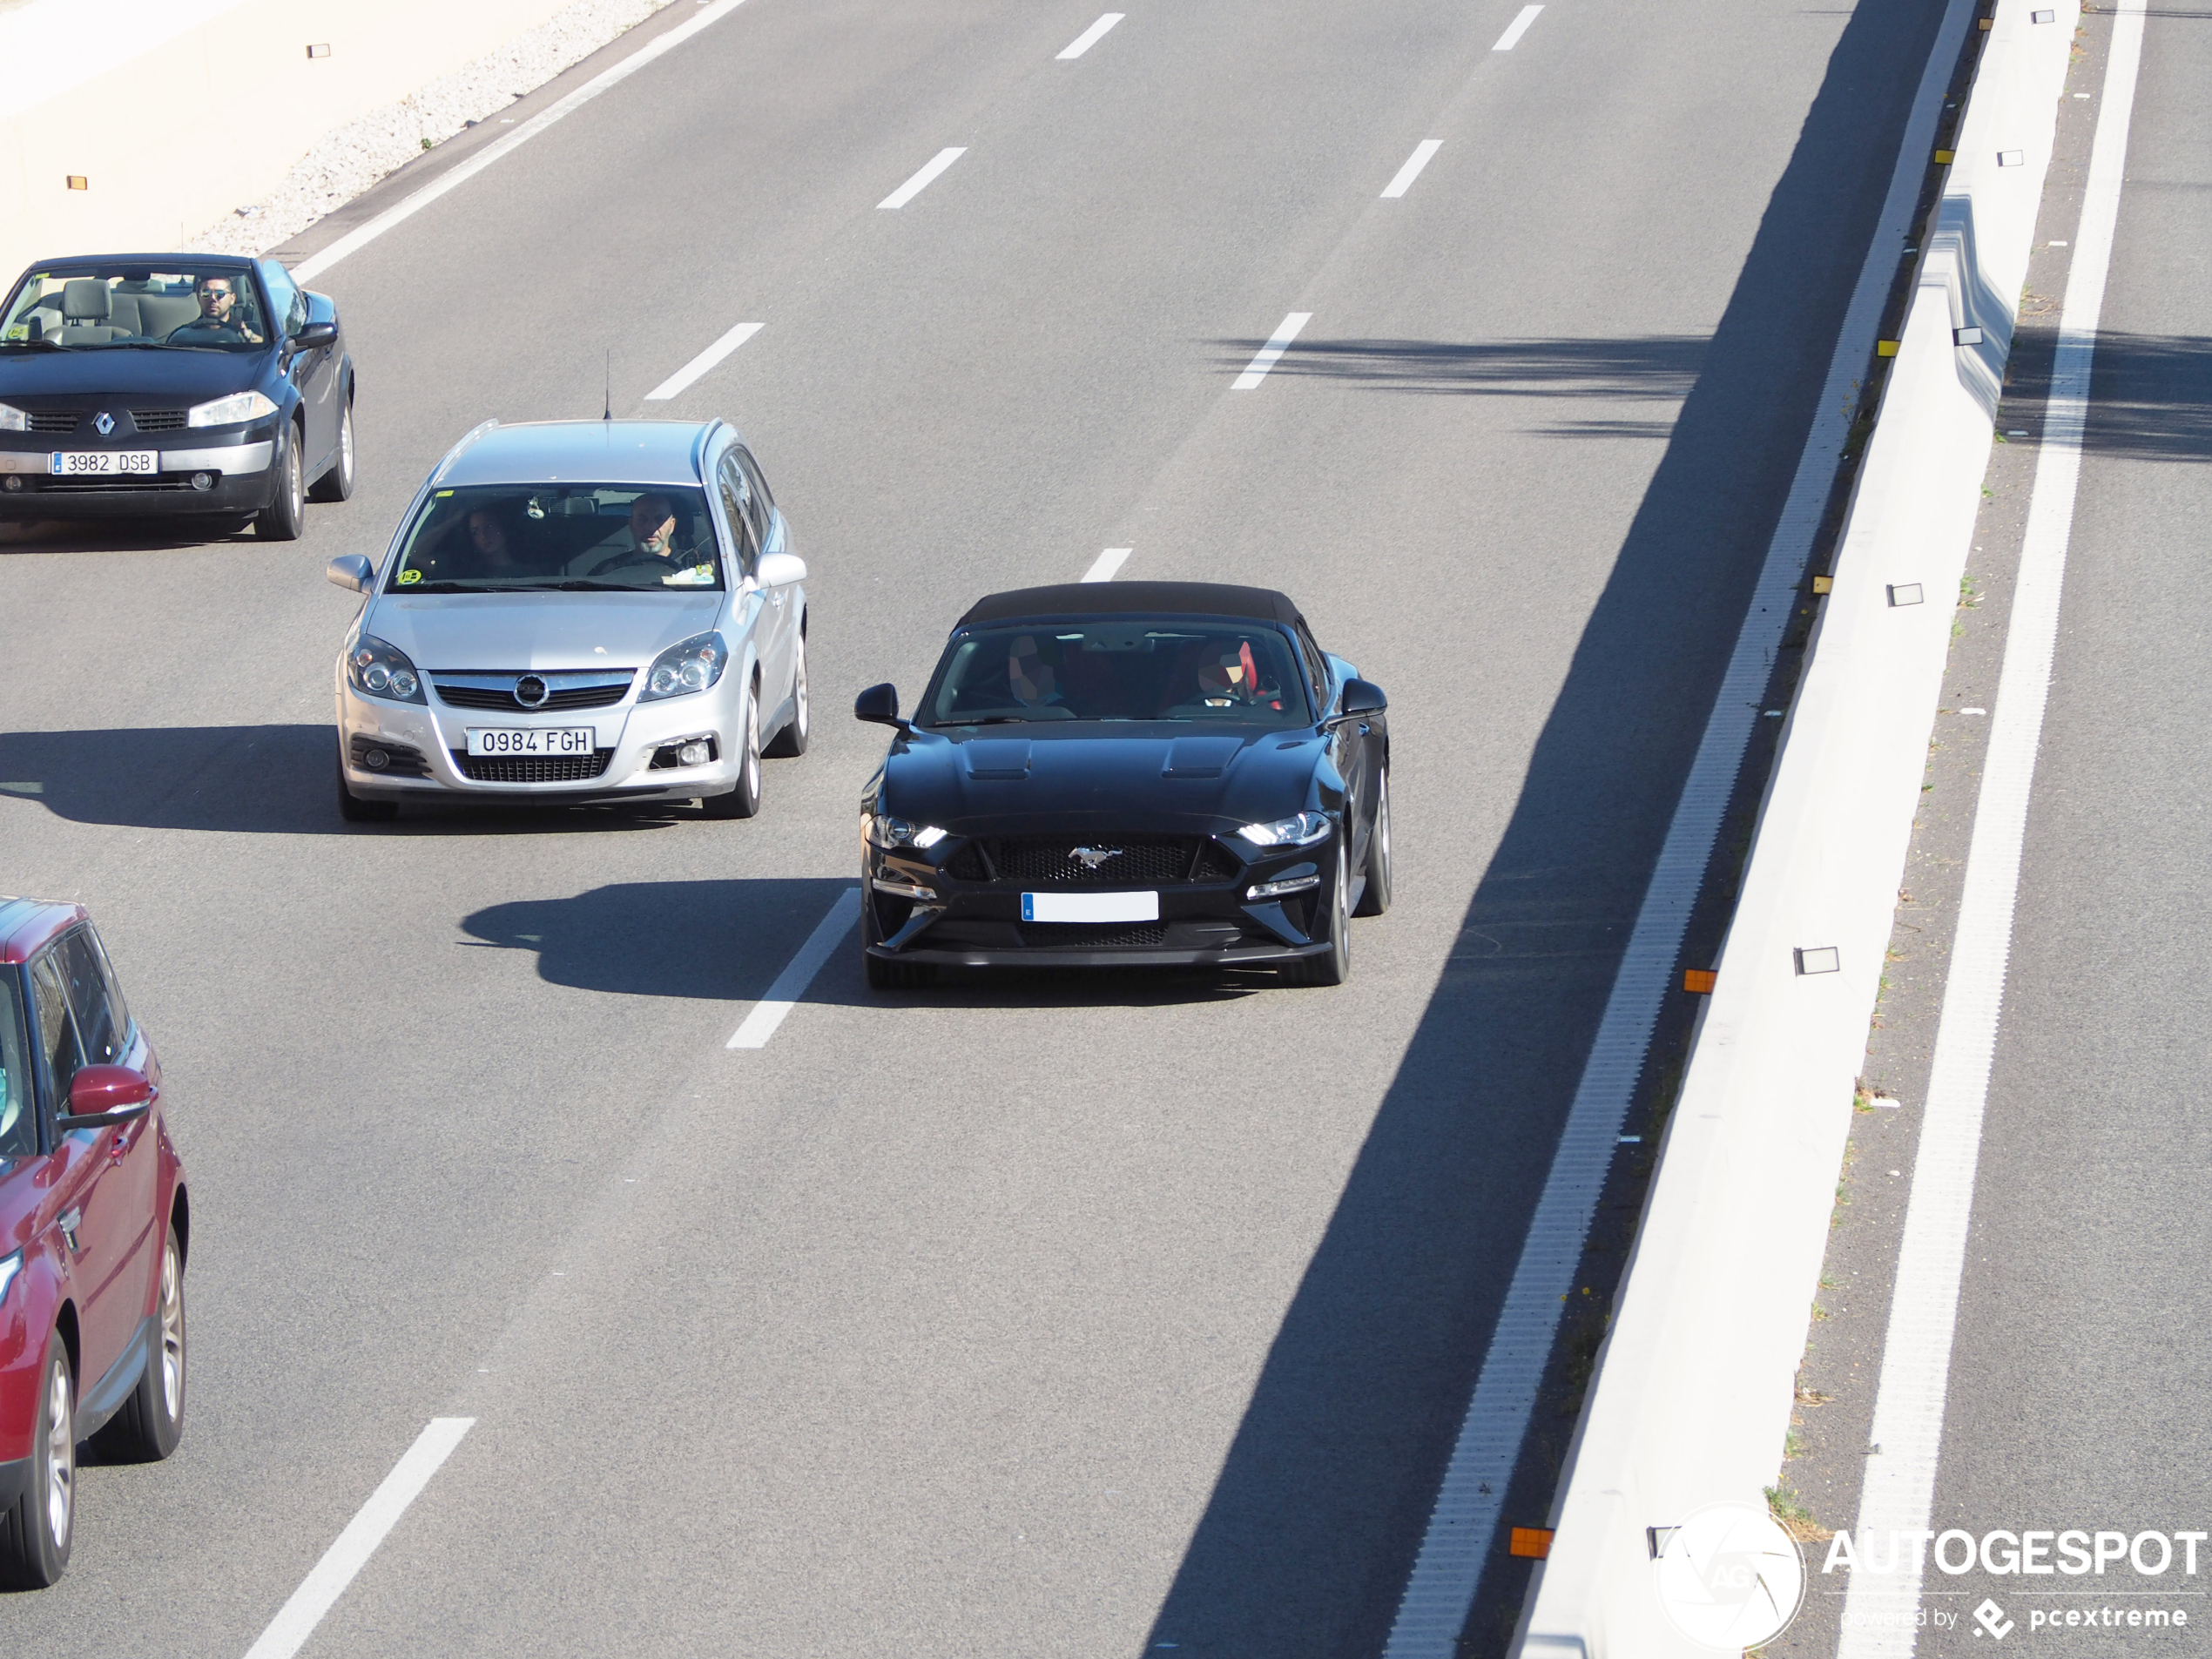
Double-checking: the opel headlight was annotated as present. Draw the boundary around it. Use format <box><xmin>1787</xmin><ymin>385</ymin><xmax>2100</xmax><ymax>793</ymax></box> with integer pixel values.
<box><xmin>1237</xmin><ymin>811</ymin><xmax>1332</xmax><ymax>848</ymax></box>
<box><xmin>0</xmin><ymin>401</ymin><xmax>26</xmax><ymax>433</ymax></box>
<box><xmin>186</xmin><ymin>390</ymin><xmax>278</xmax><ymax>428</ymax></box>
<box><xmin>866</xmin><ymin>814</ymin><xmax>948</xmax><ymax>850</ymax></box>
<box><xmin>640</xmin><ymin>631</ymin><xmax>729</xmax><ymax>701</ymax></box>
<box><xmin>347</xmin><ymin>634</ymin><xmax>425</xmax><ymax>704</ymax></box>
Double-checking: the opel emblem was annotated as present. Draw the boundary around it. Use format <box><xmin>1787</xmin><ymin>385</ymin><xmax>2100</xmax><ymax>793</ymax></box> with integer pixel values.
<box><xmin>514</xmin><ymin>674</ymin><xmax>550</xmax><ymax>709</ymax></box>
<box><xmin>93</xmin><ymin>412</ymin><xmax>114</xmax><ymax>436</ymax></box>
<box><xmin>1069</xmin><ymin>846</ymin><xmax>1121</xmax><ymax>870</ymax></box>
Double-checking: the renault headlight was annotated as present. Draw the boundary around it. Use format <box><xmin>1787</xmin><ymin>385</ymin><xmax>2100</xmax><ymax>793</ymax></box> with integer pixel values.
<box><xmin>641</xmin><ymin>631</ymin><xmax>729</xmax><ymax>701</ymax></box>
<box><xmin>1237</xmin><ymin>811</ymin><xmax>1332</xmax><ymax>848</ymax></box>
<box><xmin>347</xmin><ymin>634</ymin><xmax>425</xmax><ymax>704</ymax></box>
<box><xmin>866</xmin><ymin>814</ymin><xmax>948</xmax><ymax>850</ymax></box>
<box><xmin>0</xmin><ymin>401</ymin><xmax>26</xmax><ymax>433</ymax></box>
<box><xmin>186</xmin><ymin>390</ymin><xmax>278</xmax><ymax>428</ymax></box>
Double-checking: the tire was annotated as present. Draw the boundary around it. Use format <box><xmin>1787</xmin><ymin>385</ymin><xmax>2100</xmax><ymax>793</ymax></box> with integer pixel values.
<box><xmin>255</xmin><ymin>423</ymin><xmax>305</xmax><ymax>541</ymax></box>
<box><xmin>1352</xmin><ymin>769</ymin><xmax>1392</xmax><ymax>917</ymax></box>
<box><xmin>307</xmin><ymin>394</ymin><xmax>354</xmax><ymax>503</ymax></box>
<box><xmin>0</xmin><ymin>1333</ymin><xmax>74</xmax><ymax>1588</ymax></box>
<box><xmin>762</xmin><ymin>628</ymin><xmax>810</xmax><ymax>758</ymax></box>
<box><xmin>865</xmin><ymin>950</ymin><xmax>933</xmax><ymax>990</ymax></box>
<box><xmin>1288</xmin><ymin>840</ymin><xmax>1352</xmax><ymax>988</ymax></box>
<box><xmin>337</xmin><ymin>746</ymin><xmax>398</xmax><ymax>823</ymax></box>
<box><xmin>92</xmin><ymin>1224</ymin><xmax>185</xmax><ymax>1463</ymax></box>
<box><xmin>702</xmin><ymin>682</ymin><xmax>762</xmax><ymax>819</ymax></box>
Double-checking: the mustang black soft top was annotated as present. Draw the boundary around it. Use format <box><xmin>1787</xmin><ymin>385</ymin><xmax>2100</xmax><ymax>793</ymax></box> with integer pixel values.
<box><xmin>957</xmin><ymin>580</ymin><xmax>1304</xmax><ymax>629</ymax></box>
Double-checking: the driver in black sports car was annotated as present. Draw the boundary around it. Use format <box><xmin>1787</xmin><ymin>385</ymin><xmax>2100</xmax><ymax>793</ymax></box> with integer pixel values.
<box><xmin>590</xmin><ymin>493</ymin><xmax>715</xmax><ymax>585</ymax></box>
<box><xmin>165</xmin><ymin>274</ymin><xmax>264</xmax><ymax>345</ymax></box>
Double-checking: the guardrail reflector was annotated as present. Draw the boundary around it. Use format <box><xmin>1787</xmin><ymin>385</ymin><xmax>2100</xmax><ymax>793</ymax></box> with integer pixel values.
<box><xmin>1683</xmin><ymin>969</ymin><xmax>1717</xmax><ymax>994</ymax></box>
<box><xmin>1510</xmin><ymin>1527</ymin><xmax>1554</xmax><ymax>1559</ymax></box>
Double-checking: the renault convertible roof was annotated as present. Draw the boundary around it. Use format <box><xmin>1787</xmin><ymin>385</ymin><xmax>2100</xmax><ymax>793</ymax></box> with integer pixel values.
<box><xmin>956</xmin><ymin>582</ymin><xmax>1305</xmax><ymax>628</ymax></box>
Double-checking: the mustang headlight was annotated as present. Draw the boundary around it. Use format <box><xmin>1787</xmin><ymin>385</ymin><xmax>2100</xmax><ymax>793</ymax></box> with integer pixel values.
<box><xmin>866</xmin><ymin>814</ymin><xmax>948</xmax><ymax>850</ymax></box>
<box><xmin>186</xmin><ymin>390</ymin><xmax>279</xmax><ymax>428</ymax></box>
<box><xmin>0</xmin><ymin>1248</ymin><xmax>23</xmax><ymax>1306</ymax></box>
<box><xmin>641</xmin><ymin>631</ymin><xmax>729</xmax><ymax>701</ymax></box>
<box><xmin>347</xmin><ymin>633</ymin><xmax>425</xmax><ymax>704</ymax></box>
<box><xmin>1237</xmin><ymin>811</ymin><xmax>1332</xmax><ymax>848</ymax></box>
<box><xmin>0</xmin><ymin>401</ymin><xmax>27</xmax><ymax>433</ymax></box>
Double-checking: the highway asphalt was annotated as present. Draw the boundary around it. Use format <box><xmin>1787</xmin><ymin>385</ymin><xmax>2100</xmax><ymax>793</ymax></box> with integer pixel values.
<box><xmin>0</xmin><ymin>2</ymin><xmax>1954</xmax><ymax>1652</ymax></box>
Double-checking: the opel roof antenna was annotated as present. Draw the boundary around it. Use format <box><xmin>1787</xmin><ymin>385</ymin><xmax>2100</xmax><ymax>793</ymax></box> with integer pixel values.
<box><xmin>603</xmin><ymin>349</ymin><xmax>612</xmax><ymax>421</ymax></box>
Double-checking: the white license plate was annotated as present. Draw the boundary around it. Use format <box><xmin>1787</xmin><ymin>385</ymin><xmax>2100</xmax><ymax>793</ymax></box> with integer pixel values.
<box><xmin>1022</xmin><ymin>890</ymin><xmax>1159</xmax><ymax>923</ymax></box>
<box><xmin>465</xmin><ymin>727</ymin><xmax>595</xmax><ymax>757</ymax></box>
<box><xmin>50</xmin><ymin>450</ymin><xmax>157</xmax><ymax>476</ymax></box>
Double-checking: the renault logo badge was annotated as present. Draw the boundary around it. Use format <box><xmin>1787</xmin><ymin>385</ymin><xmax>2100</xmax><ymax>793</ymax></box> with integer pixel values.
<box><xmin>1069</xmin><ymin>846</ymin><xmax>1121</xmax><ymax>870</ymax></box>
<box><xmin>93</xmin><ymin>412</ymin><xmax>115</xmax><ymax>436</ymax></box>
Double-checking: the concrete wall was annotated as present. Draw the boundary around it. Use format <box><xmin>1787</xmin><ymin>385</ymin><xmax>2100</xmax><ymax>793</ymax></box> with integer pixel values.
<box><xmin>0</xmin><ymin>0</ymin><xmax>582</xmax><ymax>281</ymax></box>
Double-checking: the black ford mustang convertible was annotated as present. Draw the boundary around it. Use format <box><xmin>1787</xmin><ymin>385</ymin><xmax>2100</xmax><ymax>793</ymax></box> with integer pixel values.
<box><xmin>855</xmin><ymin>581</ymin><xmax>1390</xmax><ymax>988</ymax></box>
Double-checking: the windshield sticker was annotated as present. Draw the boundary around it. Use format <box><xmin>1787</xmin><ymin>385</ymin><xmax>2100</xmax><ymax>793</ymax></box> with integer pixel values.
<box><xmin>397</xmin><ymin>569</ymin><xmax>422</xmax><ymax>585</ymax></box>
<box><xmin>435</xmin><ymin>489</ymin><xmax>453</xmax><ymax>498</ymax></box>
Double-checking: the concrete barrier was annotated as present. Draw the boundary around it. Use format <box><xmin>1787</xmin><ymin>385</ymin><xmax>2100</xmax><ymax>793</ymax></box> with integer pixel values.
<box><xmin>1513</xmin><ymin>4</ymin><xmax>2079</xmax><ymax>1652</ymax></box>
<box><xmin>0</xmin><ymin>0</ymin><xmax>604</xmax><ymax>281</ymax></box>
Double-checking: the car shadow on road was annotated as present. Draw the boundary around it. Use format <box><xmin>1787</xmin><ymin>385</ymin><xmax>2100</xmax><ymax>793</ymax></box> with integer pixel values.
<box><xmin>460</xmin><ymin>880</ymin><xmax>1266</xmax><ymax>1011</ymax></box>
<box><xmin>0</xmin><ymin>516</ymin><xmax>260</xmax><ymax>554</ymax></box>
<box><xmin>1150</xmin><ymin>0</ymin><xmax>1960</xmax><ymax>1655</ymax></box>
<box><xmin>0</xmin><ymin>724</ymin><xmax>716</xmax><ymax>837</ymax></box>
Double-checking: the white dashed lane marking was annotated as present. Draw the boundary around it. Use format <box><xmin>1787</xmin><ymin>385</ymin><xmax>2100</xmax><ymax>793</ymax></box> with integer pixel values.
<box><xmin>1382</xmin><ymin>139</ymin><xmax>1443</xmax><ymax>199</ymax></box>
<box><xmin>1492</xmin><ymin>4</ymin><xmax>1543</xmax><ymax>51</ymax></box>
<box><xmin>1231</xmin><ymin>312</ymin><xmax>1311</xmax><ymax>390</ymax></box>
<box><xmin>879</xmin><ymin>147</ymin><xmax>968</xmax><ymax>210</ymax></box>
<box><xmin>1082</xmin><ymin>548</ymin><xmax>1131</xmax><ymax>582</ymax></box>
<box><xmin>727</xmin><ymin>888</ymin><xmax>863</xmax><ymax>1049</ymax></box>
<box><xmin>1057</xmin><ymin>13</ymin><xmax>1124</xmax><ymax>60</ymax></box>
<box><xmin>644</xmin><ymin>320</ymin><xmax>763</xmax><ymax>401</ymax></box>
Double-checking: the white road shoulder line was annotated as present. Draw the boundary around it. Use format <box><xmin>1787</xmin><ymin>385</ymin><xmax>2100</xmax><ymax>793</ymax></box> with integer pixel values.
<box><xmin>645</xmin><ymin>320</ymin><xmax>762</xmax><ymax>401</ymax></box>
<box><xmin>1382</xmin><ymin>139</ymin><xmax>1443</xmax><ymax>199</ymax></box>
<box><xmin>1379</xmin><ymin>0</ymin><xmax>1978</xmax><ymax>1650</ymax></box>
<box><xmin>1082</xmin><ymin>547</ymin><xmax>1131</xmax><ymax>582</ymax></box>
<box><xmin>1837</xmin><ymin>7</ymin><xmax>2146</xmax><ymax>1655</ymax></box>
<box><xmin>290</xmin><ymin>0</ymin><xmax>751</xmax><ymax>283</ymax></box>
<box><xmin>727</xmin><ymin>887</ymin><xmax>862</xmax><ymax>1049</ymax></box>
<box><xmin>879</xmin><ymin>147</ymin><xmax>968</xmax><ymax>211</ymax></box>
<box><xmin>1057</xmin><ymin>12</ymin><xmax>1124</xmax><ymax>59</ymax></box>
<box><xmin>1231</xmin><ymin>312</ymin><xmax>1311</xmax><ymax>390</ymax></box>
<box><xmin>241</xmin><ymin>1418</ymin><xmax>475</xmax><ymax>1659</ymax></box>
<box><xmin>1492</xmin><ymin>4</ymin><xmax>1543</xmax><ymax>51</ymax></box>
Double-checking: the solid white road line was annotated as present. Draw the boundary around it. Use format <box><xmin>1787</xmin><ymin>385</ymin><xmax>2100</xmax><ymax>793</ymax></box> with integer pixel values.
<box><xmin>1057</xmin><ymin>12</ymin><xmax>1124</xmax><ymax>59</ymax></box>
<box><xmin>644</xmin><ymin>320</ymin><xmax>762</xmax><ymax>401</ymax></box>
<box><xmin>1837</xmin><ymin>7</ymin><xmax>2146</xmax><ymax>1655</ymax></box>
<box><xmin>1381</xmin><ymin>139</ymin><xmax>1443</xmax><ymax>199</ymax></box>
<box><xmin>240</xmin><ymin>1418</ymin><xmax>475</xmax><ymax>1659</ymax></box>
<box><xmin>878</xmin><ymin>147</ymin><xmax>968</xmax><ymax>211</ymax></box>
<box><xmin>1082</xmin><ymin>547</ymin><xmax>1131</xmax><ymax>582</ymax></box>
<box><xmin>1491</xmin><ymin>4</ymin><xmax>1543</xmax><ymax>51</ymax></box>
<box><xmin>1379</xmin><ymin>1</ymin><xmax>1979</xmax><ymax>1652</ymax></box>
<box><xmin>291</xmin><ymin>0</ymin><xmax>751</xmax><ymax>283</ymax></box>
<box><xmin>1231</xmin><ymin>312</ymin><xmax>1311</xmax><ymax>390</ymax></box>
<box><xmin>727</xmin><ymin>888</ymin><xmax>862</xmax><ymax>1049</ymax></box>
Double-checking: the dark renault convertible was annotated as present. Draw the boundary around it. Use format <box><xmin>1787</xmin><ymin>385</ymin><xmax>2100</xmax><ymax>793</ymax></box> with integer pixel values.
<box><xmin>0</xmin><ymin>254</ymin><xmax>354</xmax><ymax>540</ymax></box>
<box><xmin>856</xmin><ymin>582</ymin><xmax>1391</xmax><ymax>988</ymax></box>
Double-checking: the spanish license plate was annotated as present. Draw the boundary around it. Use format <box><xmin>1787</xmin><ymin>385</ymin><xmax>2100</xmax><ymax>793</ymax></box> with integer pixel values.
<box><xmin>465</xmin><ymin>727</ymin><xmax>594</xmax><ymax>757</ymax></box>
<box><xmin>49</xmin><ymin>450</ymin><xmax>157</xmax><ymax>476</ymax></box>
<box><xmin>1022</xmin><ymin>890</ymin><xmax>1159</xmax><ymax>923</ymax></box>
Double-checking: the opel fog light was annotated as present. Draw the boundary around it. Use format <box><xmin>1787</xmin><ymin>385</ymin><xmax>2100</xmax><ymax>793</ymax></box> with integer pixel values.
<box><xmin>678</xmin><ymin>741</ymin><xmax>711</xmax><ymax>766</ymax></box>
<box><xmin>1237</xmin><ymin>811</ymin><xmax>1332</xmax><ymax>848</ymax></box>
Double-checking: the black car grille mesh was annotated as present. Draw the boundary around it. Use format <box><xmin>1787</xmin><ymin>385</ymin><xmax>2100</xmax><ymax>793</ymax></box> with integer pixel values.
<box><xmin>451</xmin><ymin>749</ymin><xmax>613</xmax><ymax>783</ymax></box>
<box><xmin>130</xmin><ymin>409</ymin><xmax>186</xmax><ymax>432</ymax></box>
<box><xmin>27</xmin><ymin>411</ymin><xmax>81</xmax><ymax>434</ymax></box>
<box><xmin>433</xmin><ymin>680</ymin><xmax>631</xmax><ymax>712</ymax></box>
<box><xmin>1015</xmin><ymin>922</ymin><xmax>1170</xmax><ymax>949</ymax></box>
<box><xmin>960</xmin><ymin>836</ymin><xmax>1240</xmax><ymax>887</ymax></box>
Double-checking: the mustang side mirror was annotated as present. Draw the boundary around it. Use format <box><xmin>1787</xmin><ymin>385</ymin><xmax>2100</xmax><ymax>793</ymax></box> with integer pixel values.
<box><xmin>854</xmin><ymin>683</ymin><xmax>909</xmax><ymax>732</ymax></box>
<box><xmin>1337</xmin><ymin>678</ymin><xmax>1387</xmax><ymax>719</ymax></box>
<box><xmin>58</xmin><ymin>1064</ymin><xmax>154</xmax><ymax>1130</ymax></box>
<box><xmin>291</xmin><ymin>320</ymin><xmax>339</xmax><ymax>351</ymax></box>
<box><xmin>326</xmin><ymin>554</ymin><xmax>374</xmax><ymax>594</ymax></box>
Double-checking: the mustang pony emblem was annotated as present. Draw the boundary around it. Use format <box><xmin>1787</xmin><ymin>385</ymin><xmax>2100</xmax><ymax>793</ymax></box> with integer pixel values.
<box><xmin>1069</xmin><ymin>846</ymin><xmax>1121</xmax><ymax>870</ymax></box>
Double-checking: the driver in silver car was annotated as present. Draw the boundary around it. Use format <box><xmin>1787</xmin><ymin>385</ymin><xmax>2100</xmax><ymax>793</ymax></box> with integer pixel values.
<box><xmin>590</xmin><ymin>493</ymin><xmax>715</xmax><ymax>586</ymax></box>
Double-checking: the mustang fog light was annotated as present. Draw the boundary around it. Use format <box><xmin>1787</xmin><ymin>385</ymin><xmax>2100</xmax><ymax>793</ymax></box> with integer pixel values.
<box><xmin>873</xmin><ymin>877</ymin><xmax>939</xmax><ymax>901</ymax></box>
<box><xmin>191</xmin><ymin>471</ymin><xmax>214</xmax><ymax>491</ymax></box>
<box><xmin>1247</xmin><ymin>873</ymin><xmax>1320</xmax><ymax>900</ymax></box>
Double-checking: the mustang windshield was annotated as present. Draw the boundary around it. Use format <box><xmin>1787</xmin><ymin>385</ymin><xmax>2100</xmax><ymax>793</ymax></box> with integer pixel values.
<box><xmin>387</xmin><ymin>484</ymin><xmax>724</xmax><ymax>593</ymax></box>
<box><xmin>923</xmin><ymin>619</ymin><xmax>1312</xmax><ymax>727</ymax></box>
<box><xmin>0</xmin><ymin>267</ymin><xmax>270</xmax><ymax>351</ymax></box>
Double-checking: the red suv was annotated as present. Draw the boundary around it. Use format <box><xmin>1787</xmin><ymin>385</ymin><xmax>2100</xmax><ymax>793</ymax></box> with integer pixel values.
<box><xmin>0</xmin><ymin>899</ymin><xmax>188</xmax><ymax>1587</ymax></box>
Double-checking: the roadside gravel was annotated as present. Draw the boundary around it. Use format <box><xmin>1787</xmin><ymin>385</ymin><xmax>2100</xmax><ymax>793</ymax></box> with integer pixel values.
<box><xmin>190</xmin><ymin>0</ymin><xmax>674</xmax><ymax>260</ymax></box>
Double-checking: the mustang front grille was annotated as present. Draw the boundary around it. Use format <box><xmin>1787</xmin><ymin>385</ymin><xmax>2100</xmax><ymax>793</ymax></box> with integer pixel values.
<box><xmin>954</xmin><ymin>836</ymin><xmax>1241</xmax><ymax>887</ymax></box>
<box><xmin>450</xmin><ymin>749</ymin><xmax>613</xmax><ymax>783</ymax></box>
<box><xmin>1015</xmin><ymin>921</ymin><xmax>1170</xmax><ymax>949</ymax></box>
